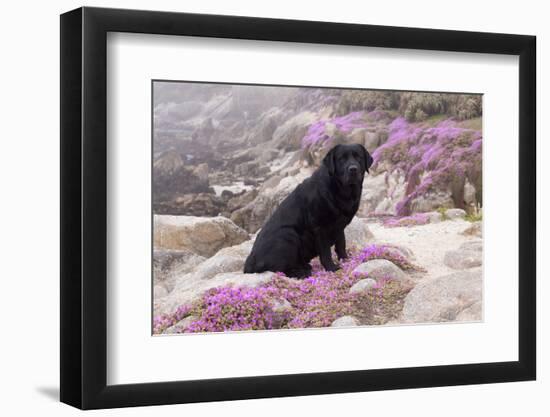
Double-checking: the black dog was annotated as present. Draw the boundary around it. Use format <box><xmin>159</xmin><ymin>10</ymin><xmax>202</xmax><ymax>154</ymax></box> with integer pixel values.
<box><xmin>244</xmin><ymin>144</ymin><xmax>373</xmax><ymax>278</ymax></box>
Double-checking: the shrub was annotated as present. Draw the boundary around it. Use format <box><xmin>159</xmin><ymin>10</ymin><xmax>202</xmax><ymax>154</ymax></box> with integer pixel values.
<box><xmin>436</xmin><ymin>207</ymin><xmax>450</xmax><ymax>220</ymax></box>
<box><xmin>399</xmin><ymin>93</ymin><xmax>482</xmax><ymax>122</ymax></box>
<box><xmin>335</xmin><ymin>91</ymin><xmax>401</xmax><ymax>115</ymax></box>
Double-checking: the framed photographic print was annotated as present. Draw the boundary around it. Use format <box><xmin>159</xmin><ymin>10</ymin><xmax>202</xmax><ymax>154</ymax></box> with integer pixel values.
<box><xmin>60</xmin><ymin>6</ymin><xmax>536</xmax><ymax>409</ymax></box>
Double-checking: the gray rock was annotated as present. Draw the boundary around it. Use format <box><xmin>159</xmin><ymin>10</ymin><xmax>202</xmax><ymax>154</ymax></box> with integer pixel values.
<box><xmin>401</xmin><ymin>269</ymin><xmax>482</xmax><ymax>323</ymax></box>
<box><xmin>164</xmin><ymin>315</ymin><xmax>198</xmax><ymax>334</ymax></box>
<box><xmin>381</xmin><ymin>244</ymin><xmax>415</xmax><ymax>260</ymax></box>
<box><xmin>154</xmin><ymin>284</ymin><xmax>169</xmax><ymax>299</ymax></box>
<box><xmin>464</xmin><ymin>180</ymin><xmax>478</xmax><ymax>207</ymax></box>
<box><xmin>445</xmin><ymin>208</ymin><xmax>467</xmax><ymax>220</ymax></box>
<box><xmin>271</xmin><ymin>298</ymin><xmax>293</xmax><ymax>328</ymax></box>
<box><xmin>425</xmin><ymin>211</ymin><xmax>443</xmax><ymax>223</ymax></box>
<box><xmin>344</xmin><ymin>217</ymin><xmax>375</xmax><ymax>248</ymax></box>
<box><xmin>352</xmin><ymin>259</ymin><xmax>407</xmax><ymax>281</ymax></box>
<box><xmin>193</xmin><ymin>163</ymin><xmax>209</xmax><ymax>182</ymax></box>
<box><xmin>358</xmin><ymin>174</ymin><xmax>387</xmax><ymax>216</ymax></box>
<box><xmin>331</xmin><ymin>316</ymin><xmax>360</xmax><ymax>327</ymax></box>
<box><xmin>461</xmin><ymin>221</ymin><xmax>482</xmax><ymax>238</ymax></box>
<box><xmin>444</xmin><ymin>249</ymin><xmax>482</xmax><ymax>270</ymax></box>
<box><xmin>455</xmin><ymin>301</ymin><xmax>482</xmax><ymax>322</ymax></box>
<box><xmin>349</xmin><ymin>278</ymin><xmax>377</xmax><ymax>294</ymax></box>
<box><xmin>153</xmin><ymin>215</ymin><xmax>249</xmax><ymax>257</ymax></box>
<box><xmin>153</xmin><ymin>249</ymin><xmax>206</xmax><ymax>290</ymax></box>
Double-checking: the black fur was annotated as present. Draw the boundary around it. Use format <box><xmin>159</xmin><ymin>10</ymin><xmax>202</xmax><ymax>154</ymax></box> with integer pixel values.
<box><xmin>244</xmin><ymin>144</ymin><xmax>373</xmax><ymax>278</ymax></box>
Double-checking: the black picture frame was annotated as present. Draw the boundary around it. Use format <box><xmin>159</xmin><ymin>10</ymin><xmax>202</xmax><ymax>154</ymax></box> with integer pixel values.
<box><xmin>60</xmin><ymin>6</ymin><xmax>536</xmax><ymax>410</ymax></box>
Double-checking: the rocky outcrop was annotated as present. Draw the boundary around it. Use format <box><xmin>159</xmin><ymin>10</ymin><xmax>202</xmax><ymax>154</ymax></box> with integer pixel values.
<box><xmin>401</xmin><ymin>269</ymin><xmax>482</xmax><ymax>323</ymax></box>
<box><xmin>358</xmin><ymin>171</ymin><xmax>407</xmax><ymax>216</ymax></box>
<box><xmin>271</xmin><ymin>111</ymin><xmax>317</xmax><ymax>151</ymax></box>
<box><xmin>154</xmin><ymin>215</ymin><xmax>249</xmax><ymax>257</ymax></box>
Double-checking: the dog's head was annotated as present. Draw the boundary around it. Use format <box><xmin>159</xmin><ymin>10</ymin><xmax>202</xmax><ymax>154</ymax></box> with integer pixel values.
<box><xmin>323</xmin><ymin>144</ymin><xmax>373</xmax><ymax>185</ymax></box>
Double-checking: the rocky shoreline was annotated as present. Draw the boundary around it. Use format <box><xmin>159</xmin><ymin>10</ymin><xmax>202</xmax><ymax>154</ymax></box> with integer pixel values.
<box><xmin>153</xmin><ymin>210</ymin><xmax>482</xmax><ymax>334</ymax></box>
<box><xmin>152</xmin><ymin>85</ymin><xmax>483</xmax><ymax>334</ymax></box>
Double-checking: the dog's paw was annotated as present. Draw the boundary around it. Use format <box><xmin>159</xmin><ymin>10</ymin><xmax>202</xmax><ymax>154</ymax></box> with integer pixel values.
<box><xmin>325</xmin><ymin>264</ymin><xmax>341</xmax><ymax>272</ymax></box>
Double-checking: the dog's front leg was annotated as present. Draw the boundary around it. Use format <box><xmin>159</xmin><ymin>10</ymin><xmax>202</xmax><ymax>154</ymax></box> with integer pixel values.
<box><xmin>315</xmin><ymin>230</ymin><xmax>339</xmax><ymax>272</ymax></box>
<box><xmin>335</xmin><ymin>231</ymin><xmax>348</xmax><ymax>261</ymax></box>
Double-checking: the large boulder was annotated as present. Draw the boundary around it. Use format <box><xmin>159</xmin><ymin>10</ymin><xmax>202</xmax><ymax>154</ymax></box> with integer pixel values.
<box><xmin>154</xmin><ymin>215</ymin><xmax>249</xmax><ymax>257</ymax></box>
<box><xmin>455</xmin><ymin>301</ymin><xmax>482</xmax><ymax>321</ymax></box>
<box><xmin>352</xmin><ymin>259</ymin><xmax>407</xmax><ymax>281</ymax></box>
<box><xmin>245</xmin><ymin>108</ymin><xmax>286</xmax><ymax>145</ymax></box>
<box><xmin>153</xmin><ymin>249</ymin><xmax>206</xmax><ymax>291</ymax></box>
<box><xmin>443</xmin><ymin>240</ymin><xmax>482</xmax><ymax>270</ymax></box>
<box><xmin>188</xmin><ymin>240</ymin><xmax>254</xmax><ymax>281</ymax></box>
<box><xmin>344</xmin><ymin>217</ymin><xmax>375</xmax><ymax>248</ymax></box>
<box><xmin>401</xmin><ymin>269</ymin><xmax>482</xmax><ymax>323</ymax></box>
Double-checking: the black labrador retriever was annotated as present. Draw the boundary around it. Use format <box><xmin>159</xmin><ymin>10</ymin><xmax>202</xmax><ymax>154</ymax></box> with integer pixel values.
<box><xmin>244</xmin><ymin>143</ymin><xmax>373</xmax><ymax>278</ymax></box>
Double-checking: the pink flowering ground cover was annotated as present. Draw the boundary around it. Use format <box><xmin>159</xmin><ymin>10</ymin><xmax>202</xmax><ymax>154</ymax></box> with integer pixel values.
<box><xmin>301</xmin><ymin>111</ymin><xmax>367</xmax><ymax>149</ymax></box>
<box><xmin>373</xmin><ymin>118</ymin><xmax>482</xmax><ymax>216</ymax></box>
<box><xmin>153</xmin><ymin>244</ymin><xmax>419</xmax><ymax>335</ymax></box>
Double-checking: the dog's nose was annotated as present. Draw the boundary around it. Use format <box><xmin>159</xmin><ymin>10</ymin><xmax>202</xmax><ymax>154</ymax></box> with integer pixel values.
<box><xmin>348</xmin><ymin>165</ymin><xmax>359</xmax><ymax>175</ymax></box>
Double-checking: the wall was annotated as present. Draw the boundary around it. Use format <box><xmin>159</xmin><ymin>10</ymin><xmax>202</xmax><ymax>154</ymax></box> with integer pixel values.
<box><xmin>0</xmin><ymin>0</ymin><xmax>545</xmax><ymax>415</ymax></box>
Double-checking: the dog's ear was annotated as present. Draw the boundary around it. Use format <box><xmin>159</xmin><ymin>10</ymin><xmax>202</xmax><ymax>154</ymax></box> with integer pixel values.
<box><xmin>362</xmin><ymin>146</ymin><xmax>374</xmax><ymax>173</ymax></box>
<box><xmin>323</xmin><ymin>145</ymin><xmax>340</xmax><ymax>175</ymax></box>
